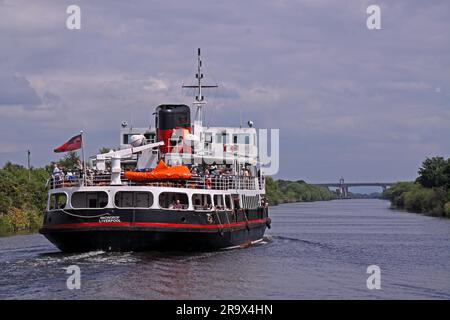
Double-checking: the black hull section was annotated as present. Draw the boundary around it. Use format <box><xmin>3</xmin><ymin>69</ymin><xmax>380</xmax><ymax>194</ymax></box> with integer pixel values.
<box><xmin>40</xmin><ymin>207</ymin><xmax>270</xmax><ymax>252</ymax></box>
<box><xmin>41</xmin><ymin>226</ymin><xmax>266</xmax><ymax>252</ymax></box>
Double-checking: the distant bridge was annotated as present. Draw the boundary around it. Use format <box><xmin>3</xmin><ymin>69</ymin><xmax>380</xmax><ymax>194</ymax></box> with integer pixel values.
<box><xmin>312</xmin><ymin>178</ymin><xmax>395</xmax><ymax>199</ymax></box>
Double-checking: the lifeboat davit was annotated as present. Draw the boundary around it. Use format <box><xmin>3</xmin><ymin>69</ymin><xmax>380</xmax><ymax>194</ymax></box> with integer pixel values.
<box><xmin>124</xmin><ymin>160</ymin><xmax>192</xmax><ymax>181</ymax></box>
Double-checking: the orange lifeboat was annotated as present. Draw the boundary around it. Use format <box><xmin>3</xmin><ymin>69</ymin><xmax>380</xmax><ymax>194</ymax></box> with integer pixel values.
<box><xmin>124</xmin><ymin>160</ymin><xmax>192</xmax><ymax>181</ymax></box>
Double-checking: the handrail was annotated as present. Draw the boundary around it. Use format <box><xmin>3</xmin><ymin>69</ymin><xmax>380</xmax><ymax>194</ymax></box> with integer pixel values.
<box><xmin>48</xmin><ymin>173</ymin><xmax>260</xmax><ymax>191</ymax></box>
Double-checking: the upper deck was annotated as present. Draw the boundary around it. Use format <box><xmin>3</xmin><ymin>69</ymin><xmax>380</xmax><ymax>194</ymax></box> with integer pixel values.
<box><xmin>48</xmin><ymin>172</ymin><xmax>265</xmax><ymax>191</ymax></box>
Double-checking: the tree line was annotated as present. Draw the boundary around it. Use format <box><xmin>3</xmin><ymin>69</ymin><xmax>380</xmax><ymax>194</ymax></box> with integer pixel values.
<box><xmin>0</xmin><ymin>152</ymin><xmax>82</xmax><ymax>234</ymax></box>
<box><xmin>265</xmin><ymin>177</ymin><xmax>335</xmax><ymax>205</ymax></box>
<box><xmin>382</xmin><ymin>156</ymin><xmax>450</xmax><ymax>217</ymax></box>
<box><xmin>0</xmin><ymin>163</ymin><xmax>48</xmax><ymax>234</ymax></box>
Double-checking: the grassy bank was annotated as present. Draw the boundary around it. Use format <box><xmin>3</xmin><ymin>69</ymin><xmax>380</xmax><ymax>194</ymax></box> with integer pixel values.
<box><xmin>382</xmin><ymin>157</ymin><xmax>450</xmax><ymax>218</ymax></box>
<box><xmin>265</xmin><ymin>177</ymin><xmax>335</xmax><ymax>205</ymax></box>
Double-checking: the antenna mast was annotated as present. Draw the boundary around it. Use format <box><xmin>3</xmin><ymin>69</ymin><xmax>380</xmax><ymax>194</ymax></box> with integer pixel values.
<box><xmin>182</xmin><ymin>48</ymin><xmax>217</xmax><ymax>132</ymax></box>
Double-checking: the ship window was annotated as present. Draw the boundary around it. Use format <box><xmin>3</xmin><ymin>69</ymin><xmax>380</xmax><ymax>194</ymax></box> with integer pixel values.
<box><xmin>159</xmin><ymin>192</ymin><xmax>188</xmax><ymax>210</ymax></box>
<box><xmin>49</xmin><ymin>193</ymin><xmax>67</xmax><ymax>210</ymax></box>
<box><xmin>144</xmin><ymin>133</ymin><xmax>155</xmax><ymax>143</ymax></box>
<box><xmin>192</xmin><ymin>194</ymin><xmax>212</xmax><ymax>211</ymax></box>
<box><xmin>241</xmin><ymin>195</ymin><xmax>259</xmax><ymax>209</ymax></box>
<box><xmin>225</xmin><ymin>194</ymin><xmax>232</xmax><ymax>210</ymax></box>
<box><xmin>232</xmin><ymin>194</ymin><xmax>241</xmax><ymax>210</ymax></box>
<box><xmin>114</xmin><ymin>191</ymin><xmax>153</xmax><ymax>208</ymax></box>
<box><xmin>233</xmin><ymin>134</ymin><xmax>250</xmax><ymax>145</ymax></box>
<box><xmin>72</xmin><ymin>191</ymin><xmax>108</xmax><ymax>208</ymax></box>
<box><xmin>216</xmin><ymin>133</ymin><xmax>229</xmax><ymax>144</ymax></box>
<box><xmin>213</xmin><ymin>194</ymin><xmax>224</xmax><ymax>210</ymax></box>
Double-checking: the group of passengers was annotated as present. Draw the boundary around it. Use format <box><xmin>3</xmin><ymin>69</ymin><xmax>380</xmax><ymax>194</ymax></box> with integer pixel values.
<box><xmin>190</xmin><ymin>164</ymin><xmax>253</xmax><ymax>178</ymax></box>
<box><xmin>166</xmin><ymin>195</ymin><xmax>215</xmax><ymax>211</ymax></box>
<box><xmin>187</xmin><ymin>164</ymin><xmax>255</xmax><ymax>190</ymax></box>
<box><xmin>193</xmin><ymin>197</ymin><xmax>213</xmax><ymax>210</ymax></box>
<box><xmin>51</xmin><ymin>163</ymin><xmax>106</xmax><ymax>186</ymax></box>
<box><xmin>168</xmin><ymin>194</ymin><xmax>267</xmax><ymax>212</ymax></box>
<box><xmin>51</xmin><ymin>164</ymin><xmax>78</xmax><ymax>184</ymax></box>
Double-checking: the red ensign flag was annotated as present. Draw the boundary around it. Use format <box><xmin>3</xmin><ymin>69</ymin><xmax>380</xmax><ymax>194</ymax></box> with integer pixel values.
<box><xmin>54</xmin><ymin>134</ymin><xmax>82</xmax><ymax>153</ymax></box>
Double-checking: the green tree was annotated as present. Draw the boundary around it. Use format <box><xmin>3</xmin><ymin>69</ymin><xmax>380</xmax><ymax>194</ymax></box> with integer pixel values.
<box><xmin>265</xmin><ymin>177</ymin><xmax>334</xmax><ymax>205</ymax></box>
<box><xmin>0</xmin><ymin>193</ymin><xmax>12</xmax><ymax>215</ymax></box>
<box><xmin>99</xmin><ymin>147</ymin><xmax>112</xmax><ymax>154</ymax></box>
<box><xmin>55</xmin><ymin>151</ymin><xmax>81</xmax><ymax>170</ymax></box>
<box><xmin>383</xmin><ymin>181</ymin><xmax>419</xmax><ymax>207</ymax></box>
<box><xmin>416</xmin><ymin>156</ymin><xmax>450</xmax><ymax>189</ymax></box>
<box><xmin>444</xmin><ymin>202</ymin><xmax>450</xmax><ymax>218</ymax></box>
<box><xmin>0</xmin><ymin>162</ymin><xmax>49</xmax><ymax>233</ymax></box>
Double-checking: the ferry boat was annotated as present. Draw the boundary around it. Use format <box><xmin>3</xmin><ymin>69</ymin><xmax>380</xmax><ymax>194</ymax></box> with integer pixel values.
<box><xmin>40</xmin><ymin>49</ymin><xmax>271</xmax><ymax>252</ymax></box>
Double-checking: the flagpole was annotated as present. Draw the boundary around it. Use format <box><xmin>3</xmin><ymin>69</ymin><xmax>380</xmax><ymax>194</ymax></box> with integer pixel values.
<box><xmin>27</xmin><ymin>150</ymin><xmax>31</xmax><ymax>181</ymax></box>
<box><xmin>80</xmin><ymin>130</ymin><xmax>86</xmax><ymax>186</ymax></box>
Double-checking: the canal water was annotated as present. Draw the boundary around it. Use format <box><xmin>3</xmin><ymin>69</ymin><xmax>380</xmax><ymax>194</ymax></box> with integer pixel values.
<box><xmin>0</xmin><ymin>199</ymin><xmax>449</xmax><ymax>299</ymax></box>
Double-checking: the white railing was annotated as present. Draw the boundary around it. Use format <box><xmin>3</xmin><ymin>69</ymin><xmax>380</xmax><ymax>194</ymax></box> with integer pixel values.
<box><xmin>48</xmin><ymin>173</ymin><xmax>259</xmax><ymax>191</ymax></box>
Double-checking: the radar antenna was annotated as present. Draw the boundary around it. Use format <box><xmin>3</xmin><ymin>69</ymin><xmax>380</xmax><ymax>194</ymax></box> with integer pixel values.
<box><xmin>182</xmin><ymin>48</ymin><xmax>218</xmax><ymax>131</ymax></box>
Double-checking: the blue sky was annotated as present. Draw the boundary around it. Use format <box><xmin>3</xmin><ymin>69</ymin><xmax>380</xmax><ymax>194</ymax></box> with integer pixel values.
<box><xmin>0</xmin><ymin>0</ymin><xmax>449</xmax><ymax>183</ymax></box>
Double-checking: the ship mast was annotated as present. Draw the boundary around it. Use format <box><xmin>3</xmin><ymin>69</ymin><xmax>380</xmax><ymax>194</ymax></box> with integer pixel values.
<box><xmin>182</xmin><ymin>48</ymin><xmax>217</xmax><ymax>134</ymax></box>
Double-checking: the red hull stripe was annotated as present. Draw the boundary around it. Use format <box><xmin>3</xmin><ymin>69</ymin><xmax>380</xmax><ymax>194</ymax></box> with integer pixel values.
<box><xmin>43</xmin><ymin>218</ymin><xmax>267</xmax><ymax>230</ymax></box>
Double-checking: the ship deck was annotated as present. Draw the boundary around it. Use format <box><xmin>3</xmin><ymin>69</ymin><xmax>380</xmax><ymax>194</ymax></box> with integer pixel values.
<box><xmin>48</xmin><ymin>173</ymin><xmax>265</xmax><ymax>191</ymax></box>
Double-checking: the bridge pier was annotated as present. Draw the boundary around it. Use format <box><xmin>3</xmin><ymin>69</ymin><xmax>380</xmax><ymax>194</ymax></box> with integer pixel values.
<box><xmin>339</xmin><ymin>185</ymin><xmax>349</xmax><ymax>199</ymax></box>
<box><xmin>312</xmin><ymin>179</ymin><xmax>395</xmax><ymax>199</ymax></box>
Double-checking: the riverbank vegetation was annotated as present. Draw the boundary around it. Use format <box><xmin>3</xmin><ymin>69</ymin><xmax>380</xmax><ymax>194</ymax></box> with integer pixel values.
<box><xmin>382</xmin><ymin>156</ymin><xmax>450</xmax><ymax>218</ymax></box>
<box><xmin>0</xmin><ymin>152</ymin><xmax>80</xmax><ymax>234</ymax></box>
<box><xmin>0</xmin><ymin>163</ymin><xmax>49</xmax><ymax>234</ymax></box>
<box><xmin>265</xmin><ymin>177</ymin><xmax>335</xmax><ymax>205</ymax></box>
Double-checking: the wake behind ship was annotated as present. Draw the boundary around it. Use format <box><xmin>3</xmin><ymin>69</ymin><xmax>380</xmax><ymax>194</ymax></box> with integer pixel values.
<box><xmin>40</xmin><ymin>49</ymin><xmax>270</xmax><ymax>252</ymax></box>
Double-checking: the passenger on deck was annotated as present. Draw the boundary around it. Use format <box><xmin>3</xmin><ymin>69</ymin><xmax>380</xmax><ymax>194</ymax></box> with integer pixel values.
<box><xmin>191</xmin><ymin>165</ymin><xmax>200</xmax><ymax>176</ymax></box>
<box><xmin>173</xmin><ymin>199</ymin><xmax>183</xmax><ymax>209</ymax></box>
<box><xmin>75</xmin><ymin>160</ymin><xmax>83</xmax><ymax>171</ymax></box>
<box><xmin>52</xmin><ymin>164</ymin><xmax>61</xmax><ymax>181</ymax></box>
<box><xmin>261</xmin><ymin>197</ymin><xmax>268</xmax><ymax>208</ymax></box>
<box><xmin>66</xmin><ymin>171</ymin><xmax>75</xmax><ymax>182</ymax></box>
<box><xmin>203</xmin><ymin>202</ymin><xmax>212</xmax><ymax>210</ymax></box>
<box><xmin>59</xmin><ymin>168</ymin><xmax>66</xmax><ymax>181</ymax></box>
